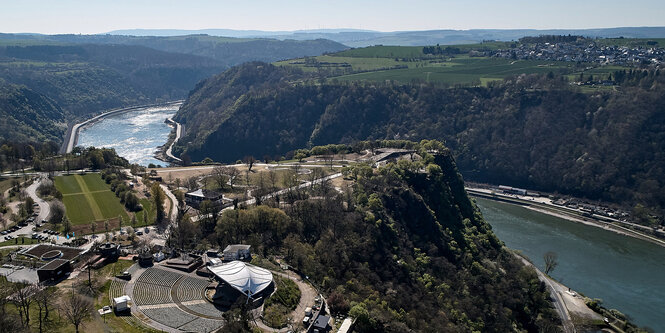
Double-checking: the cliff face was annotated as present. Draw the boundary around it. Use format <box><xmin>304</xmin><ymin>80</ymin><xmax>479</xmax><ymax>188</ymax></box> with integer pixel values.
<box><xmin>211</xmin><ymin>144</ymin><xmax>560</xmax><ymax>332</ymax></box>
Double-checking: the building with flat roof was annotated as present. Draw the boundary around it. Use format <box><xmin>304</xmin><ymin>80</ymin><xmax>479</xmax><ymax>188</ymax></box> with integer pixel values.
<box><xmin>223</xmin><ymin>244</ymin><xmax>251</xmax><ymax>261</ymax></box>
<box><xmin>185</xmin><ymin>189</ymin><xmax>229</xmax><ymax>208</ymax></box>
<box><xmin>37</xmin><ymin>259</ymin><xmax>71</xmax><ymax>283</ymax></box>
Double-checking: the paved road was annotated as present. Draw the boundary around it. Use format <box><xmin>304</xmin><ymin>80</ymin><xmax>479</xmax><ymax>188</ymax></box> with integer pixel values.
<box><xmin>164</xmin><ymin>118</ymin><xmax>183</xmax><ymax>163</ymax></box>
<box><xmin>160</xmin><ymin>184</ymin><xmax>179</xmax><ymax>224</ymax></box>
<box><xmin>516</xmin><ymin>255</ymin><xmax>575</xmax><ymax>333</ymax></box>
<box><xmin>26</xmin><ymin>175</ymin><xmax>50</xmax><ymax>224</ymax></box>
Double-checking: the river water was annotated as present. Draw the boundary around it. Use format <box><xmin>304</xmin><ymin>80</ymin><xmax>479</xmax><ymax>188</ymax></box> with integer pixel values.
<box><xmin>76</xmin><ymin>105</ymin><xmax>665</xmax><ymax>329</ymax></box>
<box><xmin>77</xmin><ymin>105</ymin><xmax>178</xmax><ymax>167</ymax></box>
<box><xmin>476</xmin><ymin>198</ymin><xmax>665</xmax><ymax>332</ymax></box>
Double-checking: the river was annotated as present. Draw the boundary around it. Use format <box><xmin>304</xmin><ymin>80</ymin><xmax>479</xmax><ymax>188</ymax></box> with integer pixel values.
<box><xmin>77</xmin><ymin>105</ymin><xmax>178</xmax><ymax>167</ymax></box>
<box><xmin>476</xmin><ymin>198</ymin><xmax>665</xmax><ymax>332</ymax></box>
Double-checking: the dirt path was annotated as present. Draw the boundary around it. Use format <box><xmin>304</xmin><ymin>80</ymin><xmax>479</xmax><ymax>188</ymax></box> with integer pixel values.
<box><xmin>254</xmin><ymin>269</ymin><xmax>318</xmax><ymax>332</ymax></box>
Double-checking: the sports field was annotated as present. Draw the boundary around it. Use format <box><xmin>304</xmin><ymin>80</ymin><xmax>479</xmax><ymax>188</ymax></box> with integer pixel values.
<box><xmin>54</xmin><ymin>173</ymin><xmax>129</xmax><ymax>225</ymax></box>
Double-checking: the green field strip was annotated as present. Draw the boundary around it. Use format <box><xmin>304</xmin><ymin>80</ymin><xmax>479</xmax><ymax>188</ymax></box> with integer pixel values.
<box><xmin>81</xmin><ymin>173</ymin><xmax>110</xmax><ymax>191</ymax></box>
<box><xmin>91</xmin><ymin>192</ymin><xmax>128</xmax><ymax>221</ymax></box>
<box><xmin>62</xmin><ymin>194</ymin><xmax>96</xmax><ymax>224</ymax></box>
<box><xmin>74</xmin><ymin>174</ymin><xmax>104</xmax><ymax>221</ymax></box>
<box><xmin>54</xmin><ymin>175</ymin><xmax>82</xmax><ymax>194</ymax></box>
<box><xmin>62</xmin><ymin>190</ymin><xmax>108</xmax><ymax>196</ymax></box>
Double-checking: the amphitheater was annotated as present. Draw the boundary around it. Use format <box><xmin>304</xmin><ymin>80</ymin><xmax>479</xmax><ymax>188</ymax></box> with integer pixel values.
<box><xmin>110</xmin><ymin>265</ymin><xmax>226</xmax><ymax>333</ymax></box>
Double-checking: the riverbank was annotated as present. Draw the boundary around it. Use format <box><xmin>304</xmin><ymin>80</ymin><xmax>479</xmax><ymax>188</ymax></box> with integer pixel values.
<box><xmin>467</xmin><ymin>188</ymin><xmax>665</xmax><ymax>248</ymax></box>
<box><xmin>155</xmin><ymin>117</ymin><xmax>184</xmax><ymax>164</ymax></box>
<box><xmin>61</xmin><ymin>100</ymin><xmax>184</xmax><ymax>154</ymax></box>
<box><xmin>514</xmin><ymin>252</ymin><xmax>600</xmax><ymax>333</ymax></box>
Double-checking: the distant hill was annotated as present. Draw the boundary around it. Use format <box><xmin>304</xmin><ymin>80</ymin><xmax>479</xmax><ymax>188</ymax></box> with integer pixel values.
<box><xmin>0</xmin><ymin>43</ymin><xmax>223</xmax><ymax>118</ymax></box>
<box><xmin>0</xmin><ymin>34</ymin><xmax>346</xmax><ymax>145</ymax></box>
<box><xmin>173</xmin><ymin>62</ymin><xmax>665</xmax><ymax>219</ymax></box>
<box><xmin>0</xmin><ymin>33</ymin><xmax>349</xmax><ymax>67</ymax></box>
<box><xmin>106</xmin><ymin>27</ymin><xmax>665</xmax><ymax>47</ymax></box>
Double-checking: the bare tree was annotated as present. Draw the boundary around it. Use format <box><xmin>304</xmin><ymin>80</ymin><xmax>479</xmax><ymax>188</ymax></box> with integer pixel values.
<box><xmin>268</xmin><ymin>169</ymin><xmax>278</xmax><ymax>192</ymax></box>
<box><xmin>34</xmin><ymin>287</ymin><xmax>56</xmax><ymax>333</ymax></box>
<box><xmin>60</xmin><ymin>294</ymin><xmax>93</xmax><ymax>333</ymax></box>
<box><xmin>0</xmin><ymin>282</ymin><xmax>21</xmax><ymax>332</ymax></box>
<box><xmin>291</xmin><ymin>163</ymin><xmax>301</xmax><ymax>177</ymax></box>
<box><xmin>243</xmin><ymin>155</ymin><xmax>256</xmax><ymax>172</ymax></box>
<box><xmin>225</xmin><ymin>167</ymin><xmax>241</xmax><ymax>190</ymax></box>
<box><xmin>323</xmin><ymin>151</ymin><xmax>334</xmax><ymax>169</ymax></box>
<box><xmin>186</xmin><ymin>176</ymin><xmax>198</xmax><ymax>191</ymax></box>
<box><xmin>11</xmin><ymin>282</ymin><xmax>37</xmax><ymax>327</ymax></box>
<box><xmin>212</xmin><ymin>166</ymin><xmax>229</xmax><ymax>190</ymax></box>
<box><xmin>49</xmin><ymin>201</ymin><xmax>65</xmax><ymax>225</ymax></box>
<box><xmin>544</xmin><ymin>251</ymin><xmax>558</xmax><ymax>275</ymax></box>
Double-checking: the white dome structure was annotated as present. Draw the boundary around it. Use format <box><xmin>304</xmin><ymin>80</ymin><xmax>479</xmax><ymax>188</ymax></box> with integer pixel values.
<box><xmin>209</xmin><ymin>261</ymin><xmax>273</xmax><ymax>298</ymax></box>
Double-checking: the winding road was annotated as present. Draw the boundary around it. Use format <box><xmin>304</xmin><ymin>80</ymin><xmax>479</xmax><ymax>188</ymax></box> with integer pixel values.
<box><xmin>165</xmin><ymin>117</ymin><xmax>183</xmax><ymax>163</ymax></box>
<box><xmin>516</xmin><ymin>255</ymin><xmax>575</xmax><ymax>333</ymax></box>
<box><xmin>25</xmin><ymin>175</ymin><xmax>50</xmax><ymax>224</ymax></box>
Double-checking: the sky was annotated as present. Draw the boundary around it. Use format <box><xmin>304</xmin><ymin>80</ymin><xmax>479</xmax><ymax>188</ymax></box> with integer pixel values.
<box><xmin>1</xmin><ymin>0</ymin><xmax>664</xmax><ymax>34</ymax></box>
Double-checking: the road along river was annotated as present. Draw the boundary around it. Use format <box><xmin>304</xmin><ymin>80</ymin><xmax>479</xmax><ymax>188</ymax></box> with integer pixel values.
<box><xmin>476</xmin><ymin>198</ymin><xmax>665</xmax><ymax>332</ymax></box>
<box><xmin>76</xmin><ymin>103</ymin><xmax>181</xmax><ymax>167</ymax></box>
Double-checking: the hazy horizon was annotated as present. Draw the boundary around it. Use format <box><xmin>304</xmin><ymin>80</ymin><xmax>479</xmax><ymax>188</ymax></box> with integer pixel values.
<box><xmin>1</xmin><ymin>0</ymin><xmax>664</xmax><ymax>35</ymax></box>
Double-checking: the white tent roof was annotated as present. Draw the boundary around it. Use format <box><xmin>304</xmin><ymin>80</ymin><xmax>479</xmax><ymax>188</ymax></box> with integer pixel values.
<box><xmin>209</xmin><ymin>261</ymin><xmax>273</xmax><ymax>297</ymax></box>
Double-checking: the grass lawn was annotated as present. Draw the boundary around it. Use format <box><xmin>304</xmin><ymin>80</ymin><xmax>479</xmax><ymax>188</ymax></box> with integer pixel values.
<box><xmin>97</xmin><ymin>259</ymin><xmax>135</xmax><ymax>277</ymax></box>
<box><xmin>133</xmin><ymin>198</ymin><xmax>155</xmax><ymax>227</ymax></box>
<box><xmin>55</xmin><ymin>173</ymin><xmax>129</xmax><ymax>225</ymax></box>
<box><xmin>0</xmin><ymin>236</ymin><xmax>40</xmax><ymax>247</ymax></box>
<box><xmin>0</xmin><ymin>178</ymin><xmax>17</xmax><ymax>194</ymax></box>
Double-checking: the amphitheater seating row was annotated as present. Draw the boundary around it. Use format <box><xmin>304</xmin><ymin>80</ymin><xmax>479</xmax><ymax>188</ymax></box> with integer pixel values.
<box><xmin>176</xmin><ymin>277</ymin><xmax>209</xmax><ymax>302</ymax></box>
<box><xmin>133</xmin><ymin>284</ymin><xmax>173</xmax><ymax>305</ymax></box>
<box><xmin>136</xmin><ymin>267</ymin><xmax>182</xmax><ymax>287</ymax></box>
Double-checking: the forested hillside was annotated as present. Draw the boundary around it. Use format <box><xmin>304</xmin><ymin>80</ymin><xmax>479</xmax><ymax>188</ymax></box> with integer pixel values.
<box><xmin>174</xmin><ymin>63</ymin><xmax>665</xmax><ymax>218</ymax></box>
<box><xmin>0</xmin><ymin>43</ymin><xmax>224</xmax><ymax>117</ymax></box>
<box><xmin>178</xmin><ymin>145</ymin><xmax>561</xmax><ymax>332</ymax></box>
<box><xmin>0</xmin><ymin>84</ymin><xmax>65</xmax><ymax>143</ymax></box>
<box><xmin>0</xmin><ymin>33</ymin><xmax>348</xmax><ymax>68</ymax></box>
<box><xmin>0</xmin><ymin>34</ymin><xmax>346</xmax><ymax>145</ymax></box>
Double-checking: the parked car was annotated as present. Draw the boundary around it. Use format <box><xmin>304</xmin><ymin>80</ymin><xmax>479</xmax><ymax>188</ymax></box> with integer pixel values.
<box><xmin>136</xmin><ymin>231</ymin><xmax>143</xmax><ymax>236</ymax></box>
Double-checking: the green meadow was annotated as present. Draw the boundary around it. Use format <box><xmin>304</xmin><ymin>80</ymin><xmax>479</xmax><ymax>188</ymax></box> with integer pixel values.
<box><xmin>54</xmin><ymin>173</ymin><xmax>128</xmax><ymax>225</ymax></box>
<box><xmin>277</xmin><ymin>43</ymin><xmax>629</xmax><ymax>86</ymax></box>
